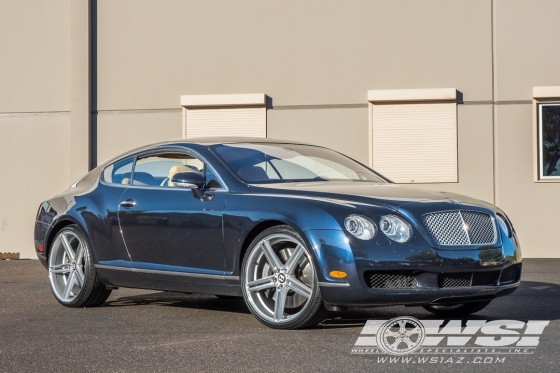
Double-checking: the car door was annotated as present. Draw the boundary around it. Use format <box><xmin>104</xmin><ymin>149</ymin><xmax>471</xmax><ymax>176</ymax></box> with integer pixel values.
<box><xmin>117</xmin><ymin>150</ymin><xmax>228</xmax><ymax>281</ymax></box>
<box><xmin>94</xmin><ymin>155</ymin><xmax>136</xmax><ymax>266</ymax></box>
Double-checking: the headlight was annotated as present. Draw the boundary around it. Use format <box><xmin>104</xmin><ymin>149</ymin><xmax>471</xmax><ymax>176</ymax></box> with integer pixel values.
<box><xmin>344</xmin><ymin>215</ymin><xmax>376</xmax><ymax>240</ymax></box>
<box><xmin>379</xmin><ymin>215</ymin><xmax>412</xmax><ymax>243</ymax></box>
<box><xmin>496</xmin><ymin>215</ymin><xmax>511</xmax><ymax>238</ymax></box>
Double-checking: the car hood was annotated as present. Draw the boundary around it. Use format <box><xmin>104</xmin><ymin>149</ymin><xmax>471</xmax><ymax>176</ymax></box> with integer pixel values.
<box><xmin>248</xmin><ymin>182</ymin><xmax>493</xmax><ymax>211</ymax></box>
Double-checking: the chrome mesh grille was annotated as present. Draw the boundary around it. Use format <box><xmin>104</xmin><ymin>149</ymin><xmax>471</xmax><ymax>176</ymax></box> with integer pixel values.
<box><xmin>422</xmin><ymin>210</ymin><xmax>497</xmax><ymax>246</ymax></box>
<box><xmin>461</xmin><ymin>211</ymin><xmax>496</xmax><ymax>244</ymax></box>
<box><xmin>365</xmin><ymin>272</ymin><xmax>418</xmax><ymax>289</ymax></box>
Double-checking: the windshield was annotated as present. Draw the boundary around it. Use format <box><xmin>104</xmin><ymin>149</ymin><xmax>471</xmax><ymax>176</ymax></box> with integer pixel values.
<box><xmin>211</xmin><ymin>143</ymin><xmax>388</xmax><ymax>184</ymax></box>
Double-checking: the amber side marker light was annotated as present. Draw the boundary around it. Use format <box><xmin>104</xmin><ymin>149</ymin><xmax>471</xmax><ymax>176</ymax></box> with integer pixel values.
<box><xmin>329</xmin><ymin>270</ymin><xmax>347</xmax><ymax>279</ymax></box>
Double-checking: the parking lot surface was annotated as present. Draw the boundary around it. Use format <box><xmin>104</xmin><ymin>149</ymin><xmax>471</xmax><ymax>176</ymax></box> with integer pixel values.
<box><xmin>1</xmin><ymin>259</ymin><xmax>559</xmax><ymax>373</ymax></box>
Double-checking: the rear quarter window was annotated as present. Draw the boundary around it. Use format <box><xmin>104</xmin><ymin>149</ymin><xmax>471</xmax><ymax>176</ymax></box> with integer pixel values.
<box><xmin>102</xmin><ymin>156</ymin><xmax>135</xmax><ymax>185</ymax></box>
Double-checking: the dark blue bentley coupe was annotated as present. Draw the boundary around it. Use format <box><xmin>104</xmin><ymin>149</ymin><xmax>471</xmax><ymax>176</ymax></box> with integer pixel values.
<box><xmin>34</xmin><ymin>138</ymin><xmax>521</xmax><ymax>329</ymax></box>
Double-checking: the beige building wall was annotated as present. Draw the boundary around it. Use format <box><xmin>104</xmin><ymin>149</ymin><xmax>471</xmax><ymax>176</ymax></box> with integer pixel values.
<box><xmin>0</xmin><ymin>0</ymin><xmax>71</xmax><ymax>259</ymax></box>
<box><xmin>494</xmin><ymin>0</ymin><xmax>560</xmax><ymax>101</ymax></box>
<box><xmin>267</xmin><ymin>107</ymin><xmax>369</xmax><ymax>166</ymax></box>
<box><xmin>95</xmin><ymin>0</ymin><xmax>492</xmax><ymax>109</ymax></box>
<box><xmin>96</xmin><ymin>111</ymin><xmax>183</xmax><ymax>164</ymax></box>
<box><xmin>0</xmin><ymin>0</ymin><xmax>71</xmax><ymax>113</ymax></box>
<box><xmin>0</xmin><ymin>116</ymin><xmax>71</xmax><ymax>259</ymax></box>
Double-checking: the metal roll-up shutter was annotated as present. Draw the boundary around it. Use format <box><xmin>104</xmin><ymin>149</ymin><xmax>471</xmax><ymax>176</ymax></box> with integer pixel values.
<box><xmin>371</xmin><ymin>102</ymin><xmax>457</xmax><ymax>183</ymax></box>
<box><xmin>185</xmin><ymin>107</ymin><xmax>266</xmax><ymax>138</ymax></box>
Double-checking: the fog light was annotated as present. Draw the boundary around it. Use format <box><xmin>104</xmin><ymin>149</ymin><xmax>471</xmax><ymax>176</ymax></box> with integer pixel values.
<box><xmin>329</xmin><ymin>270</ymin><xmax>347</xmax><ymax>279</ymax></box>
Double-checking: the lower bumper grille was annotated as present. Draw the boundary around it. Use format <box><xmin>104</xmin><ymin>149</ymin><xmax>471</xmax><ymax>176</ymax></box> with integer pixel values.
<box><xmin>365</xmin><ymin>272</ymin><xmax>418</xmax><ymax>289</ymax></box>
<box><xmin>499</xmin><ymin>264</ymin><xmax>521</xmax><ymax>284</ymax></box>
<box><xmin>439</xmin><ymin>273</ymin><xmax>471</xmax><ymax>287</ymax></box>
<box><xmin>439</xmin><ymin>271</ymin><xmax>501</xmax><ymax>288</ymax></box>
<box><xmin>364</xmin><ymin>266</ymin><xmax>521</xmax><ymax>291</ymax></box>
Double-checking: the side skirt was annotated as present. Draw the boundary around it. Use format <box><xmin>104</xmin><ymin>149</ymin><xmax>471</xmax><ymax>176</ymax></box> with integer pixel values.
<box><xmin>94</xmin><ymin>264</ymin><xmax>242</xmax><ymax>296</ymax></box>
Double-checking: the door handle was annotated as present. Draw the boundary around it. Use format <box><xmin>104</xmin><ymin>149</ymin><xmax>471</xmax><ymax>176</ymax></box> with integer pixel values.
<box><xmin>120</xmin><ymin>199</ymin><xmax>137</xmax><ymax>208</ymax></box>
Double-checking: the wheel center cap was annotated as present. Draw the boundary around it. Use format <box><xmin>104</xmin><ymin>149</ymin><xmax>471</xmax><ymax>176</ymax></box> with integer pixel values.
<box><xmin>277</xmin><ymin>273</ymin><xmax>286</xmax><ymax>284</ymax></box>
<box><xmin>70</xmin><ymin>262</ymin><xmax>76</xmax><ymax>271</ymax></box>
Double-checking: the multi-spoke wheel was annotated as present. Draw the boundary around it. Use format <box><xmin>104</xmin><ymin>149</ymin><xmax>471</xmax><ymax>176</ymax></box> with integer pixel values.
<box><xmin>48</xmin><ymin>225</ymin><xmax>112</xmax><ymax>307</ymax></box>
<box><xmin>422</xmin><ymin>300</ymin><xmax>492</xmax><ymax>316</ymax></box>
<box><xmin>241</xmin><ymin>226</ymin><xmax>328</xmax><ymax>329</ymax></box>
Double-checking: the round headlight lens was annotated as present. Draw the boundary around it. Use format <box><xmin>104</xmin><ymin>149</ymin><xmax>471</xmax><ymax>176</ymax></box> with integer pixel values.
<box><xmin>344</xmin><ymin>215</ymin><xmax>376</xmax><ymax>240</ymax></box>
<box><xmin>496</xmin><ymin>215</ymin><xmax>511</xmax><ymax>237</ymax></box>
<box><xmin>379</xmin><ymin>215</ymin><xmax>412</xmax><ymax>243</ymax></box>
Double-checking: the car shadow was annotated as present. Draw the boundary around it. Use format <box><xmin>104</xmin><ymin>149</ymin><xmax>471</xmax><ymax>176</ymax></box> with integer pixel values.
<box><xmin>102</xmin><ymin>280</ymin><xmax>560</xmax><ymax>325</ymax></box>
<box><xmin>104</xmin><ymin>292</ymin><xmax>251</xmax><ymax>314</ymax></box>
<box><xmin>319</xmin><ymin>280</ymin><xmax>560</xmax><ymax>329</ymax></box>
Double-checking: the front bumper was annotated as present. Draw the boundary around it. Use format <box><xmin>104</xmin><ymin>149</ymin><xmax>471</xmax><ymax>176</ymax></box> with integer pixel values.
<box><xmin>319</xmin><ymin>268</ymin><xmax>520</xmax><ymax>308</ymax></box>
<box><xmin>303</xmin><ymin>229</ymin><xmax>522</xmax><ymax>308</ymax></box>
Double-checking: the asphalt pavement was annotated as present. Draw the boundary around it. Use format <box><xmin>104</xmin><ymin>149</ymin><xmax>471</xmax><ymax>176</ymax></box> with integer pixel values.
<box><xmin>1</xmin><ymin>259</ymin><xmax>559</xmax><ymax>373</ymax></box>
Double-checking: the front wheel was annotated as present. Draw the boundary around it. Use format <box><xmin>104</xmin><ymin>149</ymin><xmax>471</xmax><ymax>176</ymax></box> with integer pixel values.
<box><xmin>422</xmin><ymin>300</ymin><xmax>492</xmax><ymax>316</ymax></box>
<box><xmin>48</xmin><ymin>225</ymin><xmax>112</xmax><ymax>307</ymax></box>
<box><xmin>241</xmin><ymin>226</ymin><xmax>328</xmax><ymax>329</ymax></box>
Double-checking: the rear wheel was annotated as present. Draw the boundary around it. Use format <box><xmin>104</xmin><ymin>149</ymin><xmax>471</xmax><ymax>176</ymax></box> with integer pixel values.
<box><xmin>422</xmin><ymin>300</ymin><xmax>492</xmax><ymax>316</ymax></box>
<box><xmin>241</xmin><ymin>226</ymin><xmax>328</xmax><ymax>329</ymax></box>
<box><xmin>48</xmin><ymin>225</ymin><xmax>111</xmax><ymax>307</ymax></box>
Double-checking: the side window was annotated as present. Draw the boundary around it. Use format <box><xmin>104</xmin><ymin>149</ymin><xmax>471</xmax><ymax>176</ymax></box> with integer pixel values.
<box><xmin>132</xmin><ymin>152</ymin><xmax>223</xmax><ymax>189</ymax></box>
<box><xmin>133</xmin><ymin>153</ymin><xmax>201</xmax><ymax>187</ymax></box>
<box><xmin>102</xmin><ymin>156</ymin><xmax>135</xmax><ymax>185</ymax></box>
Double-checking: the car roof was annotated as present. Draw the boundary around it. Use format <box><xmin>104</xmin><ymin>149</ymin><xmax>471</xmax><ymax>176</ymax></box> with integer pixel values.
<box><xmin>158</xmin><ymin>137</ymin><xmax>314</xmax><ymax>146</ymax></box>
<box><xmin>96</xmin><ymin>137</ymin><xmax>319</xmax><ymax>170</ymax></box>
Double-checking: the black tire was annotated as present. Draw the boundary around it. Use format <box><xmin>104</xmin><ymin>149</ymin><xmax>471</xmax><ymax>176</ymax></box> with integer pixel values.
<box><xmin>48</xmin><ymin>225</ymin><xmax>112</xmax><ymax>308</ymax></box>
<box><xmin>241</xmin><ymin>225</ymin><xmax>328</xmax><ymax>329</ymax></box>
<box><xmin>422</xmin><ymin>300</ymin><xmax>492</xmax><ymax>316</ymax></box>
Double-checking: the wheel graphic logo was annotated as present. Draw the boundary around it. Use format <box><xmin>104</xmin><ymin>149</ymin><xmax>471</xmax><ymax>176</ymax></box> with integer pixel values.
<box><xmin>277</xmin><ymin>273</ymin><xmax>286</xmax><ymax>283</ymax></box>
<box><xmin>376</xmin><ymin>317</ymin><xmax>425</xmax><ymax>355</ymax></box>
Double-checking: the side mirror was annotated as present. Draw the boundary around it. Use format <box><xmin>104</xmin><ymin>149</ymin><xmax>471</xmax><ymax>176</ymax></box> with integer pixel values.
<box><xmin>171</xmin><ymin>171</ymin><xmax>205</xmax><ymax>189</ymax></box>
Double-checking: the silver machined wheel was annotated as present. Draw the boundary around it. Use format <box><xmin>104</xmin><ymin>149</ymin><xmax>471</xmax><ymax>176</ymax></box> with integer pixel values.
<box><xmin>48</xmin><ymin>230</ymin><xmax>86</xmax><ymax>303</ymax></box>
<box><xmin>243</xmin><ymin>233</ymin><xmax>316</xmax><ymax>325</ymax></box>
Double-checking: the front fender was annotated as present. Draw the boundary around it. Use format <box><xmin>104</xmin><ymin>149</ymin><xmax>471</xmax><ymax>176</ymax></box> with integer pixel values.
<box><xmin>300</xmin><ymin>229</ymin><xmax>357</xmax><ymax>285</ymax></box>
<box><xmin>224</xmin><ymin>193</ymin><xmax>371</xmax><ymax>277</ymax></box>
